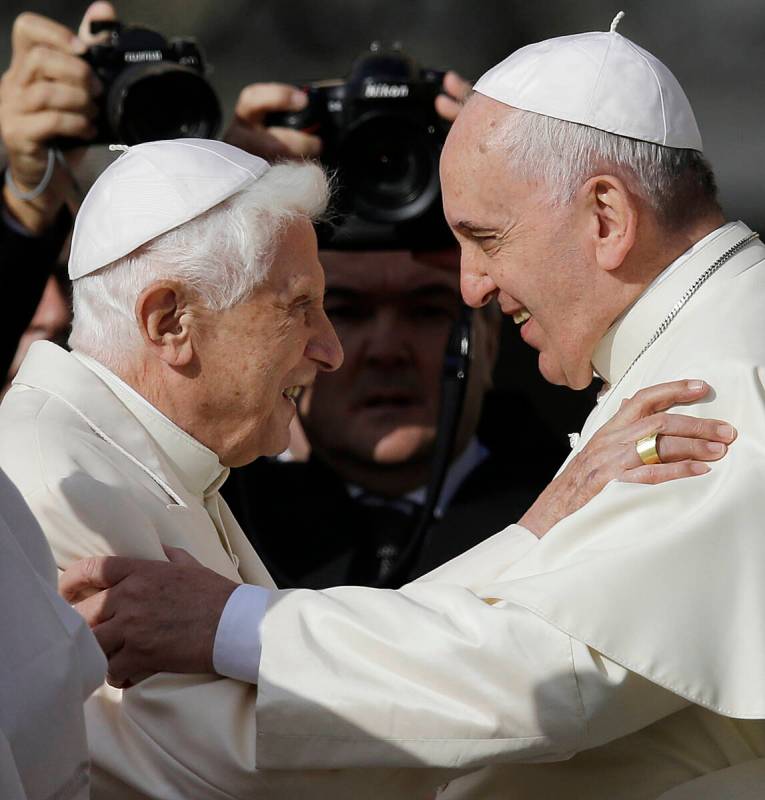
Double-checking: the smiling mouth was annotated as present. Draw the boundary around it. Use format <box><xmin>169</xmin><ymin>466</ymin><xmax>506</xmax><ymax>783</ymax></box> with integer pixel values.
<box><xmin>282</xmin><ymin>385</ymin><xmax>302</xmax><ymax>403</ymax></box>
<box><xmin>512</xmin><ymin>308</ymin><xmax>531</xmax><ymax>325</ymax></box>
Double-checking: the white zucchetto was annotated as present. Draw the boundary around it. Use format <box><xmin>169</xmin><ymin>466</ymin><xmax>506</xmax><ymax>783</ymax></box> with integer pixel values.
<box><xmin>473</xmin><ymin>11</ymin><xmax>703</xmax><ymax>151</ymax></box>
<box><xmin>68</xmin><ymin>138</ymin><xmax>270</xmax><ymax>280</ymax></box>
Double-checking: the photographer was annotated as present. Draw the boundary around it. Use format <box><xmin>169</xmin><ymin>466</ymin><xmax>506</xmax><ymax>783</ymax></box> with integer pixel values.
<box><xmin>222</xmin><ymin>73</ymin><xmax>560</xmax><ymax>588</ymax></box>
<box><xmin>0</xmin><ymin>2</ymin><xmax>116</xmax><ymax>378</ymax></box>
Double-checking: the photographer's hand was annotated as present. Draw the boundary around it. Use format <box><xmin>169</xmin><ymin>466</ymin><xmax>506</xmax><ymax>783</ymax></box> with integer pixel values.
<box><xmin>0</xmin><ymin>2</ymin><xmax>115</xmax><ymax>234</ymax></box>
<box><xmin>224</xmin><ymin>82</ymin><xmax>322</xmax><ymax>161</ymax></box>
<box><xmin>435</xmin><ymin>71</ymin><xmax>472</xmax><ymax>122</ymax></box>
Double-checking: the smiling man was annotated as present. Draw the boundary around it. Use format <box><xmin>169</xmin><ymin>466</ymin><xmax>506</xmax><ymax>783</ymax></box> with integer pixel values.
<box><xmin>442</xmin><ymin>98</ymin><xmax>723</xmax><ymax>394</ymax></box>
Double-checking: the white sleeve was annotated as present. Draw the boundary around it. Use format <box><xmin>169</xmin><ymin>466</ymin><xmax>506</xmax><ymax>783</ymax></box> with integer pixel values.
<box><xmin>417</xmin><ymin>523</ymin><xmax>538</xmax><ymax>585</ymax></box>
<box><xmin>253</xmin><ymin>523</ymin><xmax>687</xmax><ymax>772</ymax></box>
<box><xmin>212</xmin><ymin>524</ymin><xmax>538</xmax><ymax>685</ymax></box>
<box><xmin>212</xmin><ymin>583</ymin><xmax>271</xmax><ymax>683</ymax></box>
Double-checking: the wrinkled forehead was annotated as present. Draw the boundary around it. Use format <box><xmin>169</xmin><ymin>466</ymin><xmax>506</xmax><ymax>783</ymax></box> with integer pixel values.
<box><xmin>442</xmin><ymin>94</ymin><xmax>510</xmax><ymax>167</ymax></box>
<box><xmin>320</xmin><ymin>249</ymin><xmax>461</xmax><ymax>294</ymax></box>
<box><xmin>263</xmin><ymin>217</ymin><xmax>324</xmax><ymax>293</ymax></box>
<box><xmin>441</xmin><ymin>97</ymin><xmax>529</xmax><ymax>228</ymax></box>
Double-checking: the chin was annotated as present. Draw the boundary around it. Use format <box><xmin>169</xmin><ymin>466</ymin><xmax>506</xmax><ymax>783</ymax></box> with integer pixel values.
<box><xmin>371</xmin><ymin>425</ymin><xmax>435</xmax><ymax>464</ymax></box>
<box><xmin>260</xmin><ymin>434</ymin><xmax>291</xmax><ymax>460</ymax></box>
<box><xmin>537</xmin><ymin>352</ymin><xmax>569</xmax><ymax>387</ymax></box>
<box><xmin>538</xmin><ymin>352</ymin><xmax>593</xmax><ymax>390</ymax></box>
<box><xmin>226</xmin><ymin>432</ymin><xmax>290</xmax><ymax>468</ymax></box>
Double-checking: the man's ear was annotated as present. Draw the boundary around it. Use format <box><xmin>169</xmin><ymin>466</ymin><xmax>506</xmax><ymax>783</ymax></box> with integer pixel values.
<box><xmin>578</xmin><ymin>174</ymin><xmax>638</xmax><ymax>272</ymax></box>
<box><xmin>135</xmin><ymin>281</ymin><xmax>196</xmax><ymax>367</ymax></box>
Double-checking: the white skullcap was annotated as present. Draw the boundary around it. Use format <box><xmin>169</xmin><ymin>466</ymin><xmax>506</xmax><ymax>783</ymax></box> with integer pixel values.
<box><xmin>68</xmin><ymin>138</ymin><xmax>270</xmax><ymax>280</ymax></box>
<box><xmin>473</xmin><ymin>11</ymin><xmax>702</xmax><ymax>151</ymax></box>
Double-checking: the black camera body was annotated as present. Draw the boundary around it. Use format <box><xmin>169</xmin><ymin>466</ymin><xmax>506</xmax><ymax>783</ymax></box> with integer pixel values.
<box><xmin>79</xmin><ymin>21</ymin><xmax>221</xmax><ymax>146</ymax></box>
<box><xmin>270</xmin><ymin>46</ymin><xmax>450</xmax><ymax>234</ymax></box>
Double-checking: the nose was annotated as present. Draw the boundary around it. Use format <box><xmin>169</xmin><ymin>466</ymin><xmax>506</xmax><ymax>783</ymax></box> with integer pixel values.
<box><xmin>364</xmin><ymin>309</ymin><xmax>410</xmax><ymax>367</ymax></box>
<box><xmin>305</xmin><ymin>310</ymin><xmax>344</xmax><ymax>372</ymax></box>
<box><xmin>460</xmin><ymin>271</ymin><xmax>498</xmax><ymax>308</ymax></box>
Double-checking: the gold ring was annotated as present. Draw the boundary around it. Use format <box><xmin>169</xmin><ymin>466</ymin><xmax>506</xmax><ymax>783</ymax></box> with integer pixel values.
<box><xmin>635</xmin><ymin>433</ymin><xmax>661</xmax><ymax>465</ymax></box>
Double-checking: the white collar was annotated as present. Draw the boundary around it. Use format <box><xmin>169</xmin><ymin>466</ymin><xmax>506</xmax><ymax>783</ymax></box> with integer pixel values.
<box><xmin>72</xmin><ymin>352</ymin><xmax>227</xmax><ymax>498</ymax></box>
<box><xmin>640</xmin><ymin>221</ymin><xmax>740</xmax><ymax>297</ymax></box>
<box><xmin>591</xmin><ymin>221</ymin><xmax>754</xmax><ymax>387</ymax></box>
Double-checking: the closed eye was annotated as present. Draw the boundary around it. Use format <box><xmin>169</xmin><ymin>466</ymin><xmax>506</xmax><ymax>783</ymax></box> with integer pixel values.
<box><xmin>455</xmin><ymin>220</ymin><xmax>498</xmax><ymax>239</ymax></box>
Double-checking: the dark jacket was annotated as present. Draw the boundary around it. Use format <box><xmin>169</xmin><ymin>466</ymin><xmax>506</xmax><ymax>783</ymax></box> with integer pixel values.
<box><xmin>0</xmin><ymin>196</ymin><xmax>71</xmax><ymax>379</ymax></box>
<box><xmin>224</xmin><ymin>445</ymin><xmax>554</xmax><ymax>589</ymax></box>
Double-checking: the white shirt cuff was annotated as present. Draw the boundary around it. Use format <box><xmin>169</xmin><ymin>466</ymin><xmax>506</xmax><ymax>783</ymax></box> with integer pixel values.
<box><xmin>510</xmin><ymin>523</ymin><xmax>539</xmax><ymax>545</ymax></box>
<box><xmin>212</xmin><ymin>583</ymin><xmax>271</xmax><ymax>684</ymax></box>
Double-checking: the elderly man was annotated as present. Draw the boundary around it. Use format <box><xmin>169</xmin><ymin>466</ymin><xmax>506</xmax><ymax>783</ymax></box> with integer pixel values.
<box><xmin>60</xmin><ymin>16</ymin><xmax>765</xmax><ymax>799</ymax></box>
<box><xmin>0</xmin><ymin>140</ymin><xmax>417</xmax><ymax>799</ymax></box>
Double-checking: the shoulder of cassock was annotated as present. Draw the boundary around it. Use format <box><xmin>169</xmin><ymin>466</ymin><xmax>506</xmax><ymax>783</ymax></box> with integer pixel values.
<box><xmin>0</xmin><ymin>341</ymin><xmax>177</xmax><ymax>565</ymax></box>
<box><xmin>0</xmin><ymin>341</ymin><xmax>276</xmax><ymax>590</ymax></box>
<box><xmin>427</xmin><ymin>227</ymin><xmax>765</xmax><ymax>719</ymax></box>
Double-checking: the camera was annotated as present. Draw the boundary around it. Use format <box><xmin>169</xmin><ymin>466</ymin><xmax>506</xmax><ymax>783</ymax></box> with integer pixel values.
<box><xmin>75</xmin><ymin>21</ymin><xmax>221</xmax><ymax>146</ymax></box>
<box><xmin>269</xmin><ymin>45</ymin><xmax>449</xmax><ymax>229</ymax></box>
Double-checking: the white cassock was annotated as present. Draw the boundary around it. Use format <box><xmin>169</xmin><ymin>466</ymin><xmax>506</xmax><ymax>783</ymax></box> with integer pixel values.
<box><xmin>0</xmin><ymin>468</ymin><xmax>105</xmax><ymax>800</ymax></box>
<box><xmin>0</xmin><ymin>345</ymin><xmax>451</xmax><ymax>799</ymax></box>
<box><xmin>248</xmin><ymin>221</ymin><xmax>765</xmax><ymax>798</ymax></box>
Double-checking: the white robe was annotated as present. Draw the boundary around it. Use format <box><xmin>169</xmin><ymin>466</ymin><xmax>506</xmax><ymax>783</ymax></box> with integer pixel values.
<box><xmin>0</xmin><ymin>468</ymin><xmax>105</xmax><ymax>800</ymax></box>
<box><xmin>253</xmin><ymin>221</ymin><xmax>765</xmax><ymax>798</ymax></box>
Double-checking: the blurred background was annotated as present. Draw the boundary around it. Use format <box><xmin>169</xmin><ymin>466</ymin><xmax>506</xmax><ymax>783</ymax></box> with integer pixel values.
<box><xmin>3</xmin><ymin>0</ymin><xmax>763</xmax><ymax>223</ymax></box>
<box><xmin>2</xmin><ymin>0</ymin><xmax>763</xmax><ymax>444</ymax></box>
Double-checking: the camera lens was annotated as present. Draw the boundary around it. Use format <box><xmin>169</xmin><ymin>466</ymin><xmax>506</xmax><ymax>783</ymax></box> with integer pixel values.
<box><xmin>340</xmin><ymin>114</ymin><xmax>441</xmax><ymax>224</ymax></box>
<box><xmin>108</xmin><ymin>64</ymin><xmax>221</xmax><ymax>145</ymax></box>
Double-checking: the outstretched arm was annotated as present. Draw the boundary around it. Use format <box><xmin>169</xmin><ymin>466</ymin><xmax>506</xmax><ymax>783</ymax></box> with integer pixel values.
<box><xmin>61</xmin><ymin>379</ymin><xmax>733</xmax><ymax>689</ymax></box>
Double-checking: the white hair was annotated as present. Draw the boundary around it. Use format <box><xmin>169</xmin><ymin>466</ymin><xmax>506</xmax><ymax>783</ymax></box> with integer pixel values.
<box><xmin>69</xmin><ymin>160</ymin><xmax>329</xmax><ymax>368</ymax></box>
<box><xmin>493</xmin><ymin>106</ymin><xmax>719</xmax><ymax>228</ymax></box>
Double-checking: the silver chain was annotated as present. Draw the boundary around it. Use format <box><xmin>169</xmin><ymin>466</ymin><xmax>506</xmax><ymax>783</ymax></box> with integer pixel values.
<box><xmin>609</xmin><ymin>231</ymin><xmax>760</xmax><ymax>396</ymax></box>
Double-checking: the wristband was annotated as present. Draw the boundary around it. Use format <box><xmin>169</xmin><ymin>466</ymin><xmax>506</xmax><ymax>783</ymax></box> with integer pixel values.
<box><xmin>5</xmin><ymin>148</ymin><xmax>56</xmax><ymax>201</ymax></box>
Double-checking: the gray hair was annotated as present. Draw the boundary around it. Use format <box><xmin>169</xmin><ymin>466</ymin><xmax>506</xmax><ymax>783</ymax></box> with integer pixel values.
<box><xmin>494</xmin><ymin>107</ymin><xmax>720</xmax><ymax>229</ymax></box>
<box><xmin>69</xmin><ymin>160</ymin><xmax>329</xmax><ymax>368</ymax></box>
